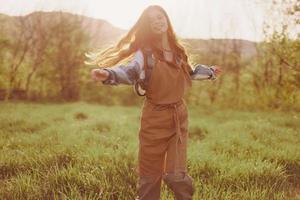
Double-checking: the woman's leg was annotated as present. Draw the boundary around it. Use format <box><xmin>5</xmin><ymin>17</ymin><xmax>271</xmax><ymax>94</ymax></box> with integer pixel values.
<box><xmin>162</xmin><ymin>172</ymin><xmax>194</xmax><ymax>200</ymax></box>
<box><xmin>162</xmin><ymin>110</ymin><xmax>195</xmax><ymax>200</ymax></box>
<box><xmin>135</xmin><ymin>175</ymin><xmax>162</xmax><ymax>200</ymax></box>
<box><xmin>135</xmin><ymin>102</ymin><xmax>177</xmax><ymax>200</ymax></box>
<box><xmin>136</xmin><ymin>130</ymin><xmax>194</xmax><ymax>200</ymax></box>
<box><xmin>135</xmin><ymin>135</ymin><xmax>170</xmax><ymax>200</ymax></box>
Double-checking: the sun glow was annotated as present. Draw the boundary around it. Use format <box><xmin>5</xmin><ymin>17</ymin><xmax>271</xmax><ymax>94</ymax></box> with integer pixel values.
<box><xmin>0</xmin><ymin>0</ymin><xmax>267</xmax><ymax>41</ymax></box>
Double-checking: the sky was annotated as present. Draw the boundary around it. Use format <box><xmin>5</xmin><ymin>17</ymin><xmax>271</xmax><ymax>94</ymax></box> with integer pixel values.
<box><xmin>0</xmin><ymin>0</ymin><xmax>269</xmax><ymax>42</ymax></box>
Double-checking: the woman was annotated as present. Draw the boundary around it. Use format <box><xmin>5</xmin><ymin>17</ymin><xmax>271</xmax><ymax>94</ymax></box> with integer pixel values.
<box><xmin>86</xmin><ymin>5</ymin><xmax>221</xmax><ymax>200</ymax></box>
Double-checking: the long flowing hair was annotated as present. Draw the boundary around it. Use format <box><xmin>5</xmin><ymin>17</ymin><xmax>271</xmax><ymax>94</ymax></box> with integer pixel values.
<box><xmin>85</xmin><ymin>5</ymin><xmax>193</xmax><ymax>83</ymax></box>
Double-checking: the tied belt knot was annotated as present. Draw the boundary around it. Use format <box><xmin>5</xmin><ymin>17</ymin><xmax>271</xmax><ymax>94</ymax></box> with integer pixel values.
<box><xmin>146</xmin><ymin>98</ymin><xmax>184</xmax><ymax>175</ymax></box>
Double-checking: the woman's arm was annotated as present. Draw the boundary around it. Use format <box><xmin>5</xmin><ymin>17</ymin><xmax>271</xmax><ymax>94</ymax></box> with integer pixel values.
<box><xmin>190</xmin><ymin>64</ymin><xmax>217</xmax><ymax>81</ymax></box>
<box><xmin>101</xmin><ymin>50</ymin><xmax>144</xmax><ymax>85</ymax></box>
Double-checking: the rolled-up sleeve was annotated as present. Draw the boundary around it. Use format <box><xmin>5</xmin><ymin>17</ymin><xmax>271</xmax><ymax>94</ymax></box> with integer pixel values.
<box><xmin>101</xmin><ymin>50</ymin><xmax>144</xmax><ymax>85</ymax></box>
<box><xmin>190</xmin><ymin>64</ymin><xmax>217</xmax><ymax>81</ymax></box>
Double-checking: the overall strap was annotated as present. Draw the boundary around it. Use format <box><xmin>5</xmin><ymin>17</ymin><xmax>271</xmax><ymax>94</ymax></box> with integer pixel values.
<box><xmin>133</xmin><ymin>48</ymin><xmax>154</xmax><ymax>96</ymax></box>
<box><xmin>143</xmin><ymin>48</ymin><xmax>154</xmax><ymax>88</ymax></box>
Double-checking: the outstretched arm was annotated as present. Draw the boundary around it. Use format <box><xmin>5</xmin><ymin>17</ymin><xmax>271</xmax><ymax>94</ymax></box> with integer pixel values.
<box><xmin>190</xmin><ymin>64</ymin><xmax>218</xmax><ymax>81</ymax></box>
<box><xmin>101</xmin><ymin>50</ymin><xmax>144</xmax><ymax>85</ymax></box>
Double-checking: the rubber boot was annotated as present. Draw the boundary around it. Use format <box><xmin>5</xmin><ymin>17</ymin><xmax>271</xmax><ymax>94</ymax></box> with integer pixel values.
<box><xmin>162</xmin><ymin>172</ymin><xmax>194</xmax><ymax>200</ymax></box>
<box><xmin>135</xmin><ymin>175</ymin><xmax>162</xmax><ymax>200</ymax></box>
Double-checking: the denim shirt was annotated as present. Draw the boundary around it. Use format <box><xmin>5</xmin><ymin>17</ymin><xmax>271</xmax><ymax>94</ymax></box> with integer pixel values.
<box><xmin>101</xmin><ymin>49</ymin><xmax>217</xmax><ymax>85</ymax></box>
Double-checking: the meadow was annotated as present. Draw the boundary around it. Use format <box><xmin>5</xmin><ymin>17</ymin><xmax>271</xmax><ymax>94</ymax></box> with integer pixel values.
<box><xmin>0</xmin><ymin>101</ymin><xmax>299</xmax><ymax>200</ymax></box>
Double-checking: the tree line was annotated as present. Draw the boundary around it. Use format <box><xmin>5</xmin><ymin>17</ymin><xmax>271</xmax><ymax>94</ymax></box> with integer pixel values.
<box><xmin>0</xmin><ymin>0</ymin><xmax>299</xmax><ymax>111</ymax></box>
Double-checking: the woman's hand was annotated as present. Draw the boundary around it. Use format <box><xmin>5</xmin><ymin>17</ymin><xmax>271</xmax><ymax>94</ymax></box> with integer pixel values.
<box><xmin>91</xmin><ymin>68</ymin><xmax>110</xmax><ymax>81</ymax></box>
<box><xmin>211</xmin><ymin>66</ymin><xmax>222</xmax><ymax>77</ymax></box>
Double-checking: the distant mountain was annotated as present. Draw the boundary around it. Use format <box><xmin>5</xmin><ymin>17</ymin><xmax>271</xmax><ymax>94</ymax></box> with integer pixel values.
<box><xmin>0</xmin><ymin>11</ymin><xmax>126</xmax><ymax>48</ymax></box>
<box><xmin>0</xmin><ymin>11</ymin><xmax>257</xmax><ymax>58</ymax></box>
<box><xmin>183</xmin><ymin>38</ymin><xmax>258</xmax><ymax>59</ymax></box>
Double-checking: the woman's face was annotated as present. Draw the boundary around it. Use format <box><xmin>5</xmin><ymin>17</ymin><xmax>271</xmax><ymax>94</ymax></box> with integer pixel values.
<box><xmin>148</xmin><ymin>9</ymin><xmax>168</xmax><ymax>35</ymax></box>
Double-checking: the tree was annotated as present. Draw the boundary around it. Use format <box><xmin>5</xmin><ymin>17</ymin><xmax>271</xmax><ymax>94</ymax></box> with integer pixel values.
<box><xmin>46</xmin><ymin>12</ymin><xmax>90</xmax><ymax>101</ymax></box>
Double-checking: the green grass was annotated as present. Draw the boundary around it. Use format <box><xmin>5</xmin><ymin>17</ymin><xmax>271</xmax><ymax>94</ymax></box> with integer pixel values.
<box><xmin>0</xmin><ymin>101</ymin><xmax>299</xmax><ymax>200</ymax></box>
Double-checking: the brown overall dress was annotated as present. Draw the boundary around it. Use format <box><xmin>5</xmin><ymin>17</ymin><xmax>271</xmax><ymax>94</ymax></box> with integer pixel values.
<box><xmin>135</xmin><ymin>51</ymin><xmax>195</xmax><ymax>200</ymax></box>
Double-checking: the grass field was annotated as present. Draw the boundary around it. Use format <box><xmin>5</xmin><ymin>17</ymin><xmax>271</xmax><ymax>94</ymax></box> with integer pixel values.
<box><xmin>0</xmin><ymin>101</ymin><xmax>299</xmax><ymax>200</ymax></box>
